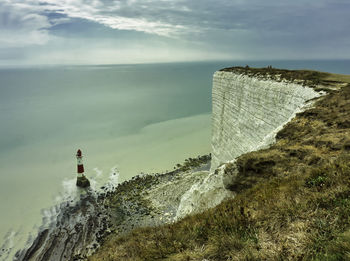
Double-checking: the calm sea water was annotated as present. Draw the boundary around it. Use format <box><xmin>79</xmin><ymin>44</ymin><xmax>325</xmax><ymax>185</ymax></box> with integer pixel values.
<box><xmin>0</xmin><ymin>60</ymin><xmax>349</xmax><ymax>260</ymax></box>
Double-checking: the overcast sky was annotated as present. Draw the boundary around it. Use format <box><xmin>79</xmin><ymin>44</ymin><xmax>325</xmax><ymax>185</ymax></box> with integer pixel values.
<box><xmin>1</xmin><ymin>0</ymin><xmax>349</xmax><ymax>65</ymax></box>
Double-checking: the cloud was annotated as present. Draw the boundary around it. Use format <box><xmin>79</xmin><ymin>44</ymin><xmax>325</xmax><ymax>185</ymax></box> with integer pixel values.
<box><xmin>3</xmin><ymin>0</ymin><xmax>350</xmax><ymax>41</ymax></box>
<box><xmin>0</xmin><ymin>2</ymin><xmax>51</xmax><ymax>47</ymax></box>
<box><xmin>0</xmin><ymin>0</ymin><xmax>349</xmax><ymax>64</ymax></box>
<box><xmin>2</xmin><ymin>0</ymin><xmax>188</xmax><ymax>38</ymax></box>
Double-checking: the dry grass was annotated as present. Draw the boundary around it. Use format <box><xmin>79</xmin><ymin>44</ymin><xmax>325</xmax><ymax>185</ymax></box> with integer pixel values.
<box><xmin>89</xmin><ymin>71</ymin><xmax>350</xmax><ymax>261</ymax></box>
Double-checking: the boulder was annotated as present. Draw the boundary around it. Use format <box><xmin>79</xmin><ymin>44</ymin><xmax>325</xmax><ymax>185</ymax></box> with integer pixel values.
<box><xmin>77</xmin><ymin>176</ymin><xmax>90</xmax><ymax>188</ymax></box>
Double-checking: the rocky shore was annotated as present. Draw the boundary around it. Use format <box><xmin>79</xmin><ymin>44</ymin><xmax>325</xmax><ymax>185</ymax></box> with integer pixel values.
<box><xmin>15</xmin><ymin>155</ymin><xmax>211</xmax><ymax>261</ymax></box>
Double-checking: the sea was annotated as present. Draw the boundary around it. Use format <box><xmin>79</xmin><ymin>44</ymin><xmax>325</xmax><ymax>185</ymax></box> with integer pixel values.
<box><xmin>0</xmin><ymin>60</ymin><xmax>349</xmax><ymax>260</ymax></box>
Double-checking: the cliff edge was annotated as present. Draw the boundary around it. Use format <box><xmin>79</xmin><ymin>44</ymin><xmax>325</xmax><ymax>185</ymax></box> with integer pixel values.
<box><xmin>89</xmin><ymin>67</ymin><xmax>350</xmax><ymax>260</ymax></box>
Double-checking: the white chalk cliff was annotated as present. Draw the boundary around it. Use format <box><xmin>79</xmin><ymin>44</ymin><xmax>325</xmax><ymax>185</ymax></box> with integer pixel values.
<box><xmin>175</xmin><ymin>70</ymin><xmax>320</xmax><ymax>219</ymax></box>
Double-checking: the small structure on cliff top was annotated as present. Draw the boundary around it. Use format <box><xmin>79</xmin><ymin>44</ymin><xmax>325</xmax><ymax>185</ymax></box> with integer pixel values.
<box><xmin>76</xmin><ymin>149</ymin><xmax>90</xmax><ymax>188</ymax></box>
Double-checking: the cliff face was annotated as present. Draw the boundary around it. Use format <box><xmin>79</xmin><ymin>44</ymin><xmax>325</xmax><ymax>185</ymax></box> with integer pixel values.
<box><xmin>211</xmin><ymin>71</ymin><xmax>320</xmax><ymax>170</ymax></box>
<box><xmin>175</xmin><ymin>69</ymin><xmax>321</xmax><ymax>219</ymax></box>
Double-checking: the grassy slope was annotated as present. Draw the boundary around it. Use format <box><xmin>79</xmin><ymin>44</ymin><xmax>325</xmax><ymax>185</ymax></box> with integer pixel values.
<box><xmin>89</xmin><ymin>68</ymin><xmax>350</xmax><ymax>261</ymax></box>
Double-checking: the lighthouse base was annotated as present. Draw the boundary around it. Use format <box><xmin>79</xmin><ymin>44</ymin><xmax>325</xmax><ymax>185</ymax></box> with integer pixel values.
<box><xmin>76</xmin><ymin>176</ymin><xmax>90</xmax><ymax>188</ymax></box>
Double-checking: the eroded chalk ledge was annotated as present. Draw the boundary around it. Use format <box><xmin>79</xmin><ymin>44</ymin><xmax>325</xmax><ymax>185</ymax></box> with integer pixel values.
<box><xmin>175</xmin><ymin>67</ymin><xmax>326</xmax><ymax>220</ymax></box>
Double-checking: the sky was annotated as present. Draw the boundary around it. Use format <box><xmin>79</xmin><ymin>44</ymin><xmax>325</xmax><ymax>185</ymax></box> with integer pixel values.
<box><xmin>0</xmin><ymin>0</ymin><xmax>349</xmax><ymax>65</ymax></box>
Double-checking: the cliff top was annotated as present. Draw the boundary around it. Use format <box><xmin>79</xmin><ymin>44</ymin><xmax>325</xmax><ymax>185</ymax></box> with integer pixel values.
<box><xmin>89</xmin><ymin>67</ymin><xmax>350</xmax><ymax>261</ymax></box>
<box><xmin>221</xmin><ymin>66</ymin><xmax>350</xmax><ymax>91</ymax></box>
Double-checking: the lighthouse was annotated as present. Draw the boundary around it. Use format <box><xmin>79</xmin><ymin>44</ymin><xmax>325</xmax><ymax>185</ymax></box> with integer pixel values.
<box><xmin>76</xmin><ymin>149</ymin><xmax>90</xmax><ymax>188</ymax></box>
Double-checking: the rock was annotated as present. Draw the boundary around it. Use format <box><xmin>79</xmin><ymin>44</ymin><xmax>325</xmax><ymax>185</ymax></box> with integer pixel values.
<box><xmin>76</xmin><ymin>176</ymin><xmax>90</xmax><ymax>188</ymax></box>
<box><xmin>16</xmin><ymin>192</ymin><xmax>110</xmax><ymax>261</ymax></box>
<box><xmin>222</xmin><ymin>163</ymin><xmax>239</xmax><ymax>189</ymax></box>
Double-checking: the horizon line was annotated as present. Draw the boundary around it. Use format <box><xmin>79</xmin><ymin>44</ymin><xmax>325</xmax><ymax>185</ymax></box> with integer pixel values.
<box><xmin>1</xmin><ymin>58</ymin><xmax>350</xmax><ymax>69</ymax></box>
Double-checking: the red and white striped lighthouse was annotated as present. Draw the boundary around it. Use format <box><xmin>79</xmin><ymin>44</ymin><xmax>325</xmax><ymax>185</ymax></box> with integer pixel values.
<box><xmin>75</xmin><ymin>149</ymin><xmax>90</xmax><ymax>187</ymax></box>
<box><xmin>76</xmin><ymin>149</ymin><xmax>85</xmax><ymax>177</ymax></box>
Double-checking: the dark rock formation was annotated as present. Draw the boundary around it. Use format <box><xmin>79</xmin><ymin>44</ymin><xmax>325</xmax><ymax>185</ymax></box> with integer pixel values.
<box><xmin>15</xmin><ymin>191</ymin><xmax>111</xmax><ymax>261</ymax></box>
<box><xmin>76</xmin><ymin>176</ymin><xmax>90</xmax><ymax>188</ymax></box>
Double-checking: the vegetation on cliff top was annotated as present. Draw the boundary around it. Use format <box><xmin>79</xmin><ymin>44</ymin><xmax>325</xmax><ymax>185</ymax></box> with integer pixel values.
<box><xmin>221</xmin><ymin>66</ymin><xmax>348</xmax><ymax>91</ymax></box>
<box><xmin>89</xmin><ymin>69</ymin><xmax>350</xmax><ymax>260</ymax></box>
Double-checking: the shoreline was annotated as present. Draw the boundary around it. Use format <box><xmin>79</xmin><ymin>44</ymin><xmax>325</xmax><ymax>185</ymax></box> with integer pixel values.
<box><xmin>15</xmin><ymin>155</ymin><xmax>211</xmax><ymax>260</ymax></box>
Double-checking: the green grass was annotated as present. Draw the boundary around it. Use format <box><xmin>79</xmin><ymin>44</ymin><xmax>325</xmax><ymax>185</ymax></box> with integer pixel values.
<box><xmin>221</xmin><ymin>66</ymin><xmax>331</xmax><ymax>87</ymax></box>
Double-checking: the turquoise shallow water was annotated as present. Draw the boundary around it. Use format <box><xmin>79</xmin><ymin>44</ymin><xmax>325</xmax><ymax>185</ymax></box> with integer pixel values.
<box><xmin>0</xmin><ymin>60</ymin><xmax>349</xmax><ymax>260</ymax></box>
